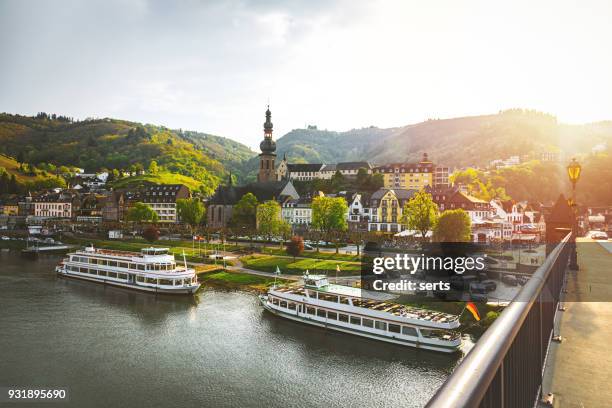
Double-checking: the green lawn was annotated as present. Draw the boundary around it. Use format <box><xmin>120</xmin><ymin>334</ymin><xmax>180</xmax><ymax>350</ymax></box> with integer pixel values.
<box><xmin>198</xmin><ymin>271</ymin><xmax>289</xmax><ymax>291</ymax></box>
<box><xmin>261</xmin><ymin>247</ymin><xmax>361</xmax><ymax>262</ymax></box>
<box><xmin>240</xmin><ymin>254</ymin><xmax>361</xmax><ymax>276</ymax></box>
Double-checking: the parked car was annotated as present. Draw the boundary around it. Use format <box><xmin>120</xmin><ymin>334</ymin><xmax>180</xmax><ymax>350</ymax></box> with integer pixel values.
<box><xmin>481</xmin><ymin>280</ymin><xmax>497</xmax><ymax>292</ymax></box>
<box><xmin>303</xmin><ymin>243</ymin><xmax>314</xmax><ymax>250</ymax></box>
<box><xmin>502</xmin><ymin>274</ymin><xmax>518</xmax><ymax>286</ymax></box>
<box><xmin>516</xmin><ymin>275</ymin><xmax>529</xmax><ymax>285</ymax></box>
<box><xmin>589</xmin><ymin>230</ymin><xmax>609</xmax><ymax>240</ymax></box>
<box><xmin>1</xmin><ymin>236</ymin><xmax>10</xmax><ymax>241</ymax></box>
<box><xmin>469</xmin><ymin>282</ymin><xmax>488</xmax><ymax>295</ymax></box>
<box><xmin>469</xmin><ymin>293</ymin><xmax>488</xmax><ymax>302</ymax></box>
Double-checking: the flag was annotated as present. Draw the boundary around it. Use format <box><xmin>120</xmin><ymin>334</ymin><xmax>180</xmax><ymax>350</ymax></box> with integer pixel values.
<box><xmin>466</xmin><ymin>302</ymin><xmax>481</xmax><ymax>321</ymax></box>
<box><xmin>275</xmin><ymin>266</ymin><xmax>281</xmax><ymax>275</ymax></box>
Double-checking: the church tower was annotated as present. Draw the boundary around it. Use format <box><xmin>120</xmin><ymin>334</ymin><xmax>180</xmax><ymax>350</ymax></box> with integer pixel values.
<box><xmin>258</xmin><ymin>105</ymin><xmax>277</xmax><ymax>183</ymax></box>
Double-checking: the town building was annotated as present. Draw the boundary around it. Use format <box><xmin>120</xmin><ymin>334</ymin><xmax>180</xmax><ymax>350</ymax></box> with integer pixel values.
<box><xmin>367</xmin><ymin>188</ymin><xmax>417</xmax><ymax>233</ymax></box>
<box><xmin>1</xmin><ymin>200</ymin><xmax>19</xmax><ymax>216</ymax></box>
<box><xmin>286</xmin><ymin>163</ymin><xmax>324</xmax><ymax>181</ymax></box>
<box><xmin>281</xmin><ymin>196</ymin><xmax>313</xmax><ymax>226</ymax></box>
<box><xmin>102</xmin><ymin>191</ymin><xmax>130</xmax><ymax>223</ymax></box>
<box><xmin>33</xmin><ymin>193</ymin><xmax>73</xmax><ymax>219</ymax></box>
<box><xmin>134</xmin><ymin>184</ymin><xmax>191</xmax><ymax>223</ymax></box>
<box><xmin>372</xmin><ymin>153</ymin><xmax>449</xmax><ymax>190</ymax></box>
<box><xmin>207</xmin><ymin>179</ymin><xmax>299</xmax><ymax>228</ymax></box>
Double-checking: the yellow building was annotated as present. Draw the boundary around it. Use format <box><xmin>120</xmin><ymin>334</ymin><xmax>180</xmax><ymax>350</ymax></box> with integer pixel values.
<box><xmin>373</xmin><ymin>153</ymin><xmax>449</xmax><ymax>190</ymax></box>
<box><xmin>2</xmin><ymin>203</ymin><xmax>18</xmax><ymax>216</ymax></box>
<box><xmin>368</xmin><ymin>188</ymin><xmax>417</xmax><ymax>233</ymax></box>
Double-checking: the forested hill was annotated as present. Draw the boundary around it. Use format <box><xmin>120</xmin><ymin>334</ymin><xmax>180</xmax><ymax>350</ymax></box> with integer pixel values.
<box><xmin>275</xmin><ymin>110</ymin><xmax>612</xmax><ymax>168</ymax></box>
<box><xmin>0</xmin><ymin>113</ymin><xmax>256</xmax><ymax>195</ymax></box>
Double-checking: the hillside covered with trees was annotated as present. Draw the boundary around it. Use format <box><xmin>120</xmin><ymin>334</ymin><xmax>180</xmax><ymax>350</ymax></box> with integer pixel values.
<box><xmin>273</xmin><ymin>110</ymin><xmax>612</xmax><ymax>169</ymax></box>
<box><xmin>0</xmin><ymin>113</ymin><xmax>256</xmax><ymax>195</ymax></box>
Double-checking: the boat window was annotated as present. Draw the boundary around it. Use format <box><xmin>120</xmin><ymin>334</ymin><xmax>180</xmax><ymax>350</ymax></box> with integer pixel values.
<box><xmin>402</xmin><ymin>326</ymin><xmax>417</xmax><ymax>336</ymax></box>
<box><xmin>280</xmin><ymin>301</ymin><xmax>287</xmax><ymax>308</ymax></box>
<box><xmin>98</xmin><ymin>270</ymin><xmax>107</xmax><ymax>277</ymax></box>
<box><xmin>339</xmin><ymin>314</ymin><xmax>349</xmax><ymax>323</ymax></box>
<box><xmin>389</xmin><ymin>324</ymin><xmax>401</xmax><ymax>334</ymax></box>
<box><xmin>317</xmin><ymin>309</ymin><xmax>326</xmax><ymax>318</ymax></box>
<box><xmin>136</xmin><ymin>276</ymin><xmax>145</xmax><ymax>282</ymax></box>
<box><xmin>145</xmin><ymin>277</ymin><xmax>156</xmax><ymax>284</ymax></box>
<box><xmin>108</xmin><ymin>261</ymin><xmax>117</xmax><ymax>267</ymax></box>
<box><xmin>339</xmin><ymin>297</ymin><xmax>350</xmax><ymax>305</ymax></box>
<box><xmin>108</xmin><ymin>272</ymin><xmax>118</xmax><ymax>278</ymax></box>
<box><xmin>375</xmin><ymin>321</ymin><xmax>387</xmax><ymax>331</ymax></box>
<box><xmin>160</xmin><ymin>279</ymin><xmax>172</xmax><ymax>286</ymax></box>
<box><xmin>306</xmin><ymin>307</ymin><xmax>316</xmax><ymax>315</ymax></box>
<box><xmin>327</xmin><ymin>311</ymin><xmax>337</xmax><ymax>320</ymax></box>
<box><xmin>119</xmin><ymin>262</ymin><xmax>129</xmax><ymax>269</ymax></box>
<box><xmin>137</xmin><ymin>264</ymin><xmax>145</xmax><ymax>271</ymax></box>
<box><xmin>350</xmin><ymin>316</ymin><xmax>361</xmax><ymax>325</ymax></box>
<box><xmin>362</xmin><ymin>318</ymin><xmax>374</xmax><ymax>328</ymax></box>
<box><xmin>287</xmin><ymin>303</ymin><xmax>296</xmax><ymax>311</ymax></box>
<box><xmin>272</xmin><ymin>298</ymin><xmax>278</xmax><ymax>305</ymax></box>
<box><xmin>319</xmin><ymin>294</ymin><xmax>338</xmax><ymax>302</ymax></box>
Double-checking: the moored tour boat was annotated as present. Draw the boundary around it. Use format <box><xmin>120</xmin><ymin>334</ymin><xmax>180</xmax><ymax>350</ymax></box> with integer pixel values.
<box><xmin>56</xmin><ymin>246</ymin><xmax>200</xmax><ymax>295</ymax></box>
<box><xmin>260</xmin><ymin>273</ymin><xmax>462</xmax><ymax>353</ymax></box>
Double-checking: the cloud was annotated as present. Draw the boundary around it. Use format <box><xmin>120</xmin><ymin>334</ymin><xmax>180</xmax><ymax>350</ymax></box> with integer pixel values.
<box><xmin>1</xmin><ymin>0</ymin><xmax>611</xmax><ymax>148</ymax></box>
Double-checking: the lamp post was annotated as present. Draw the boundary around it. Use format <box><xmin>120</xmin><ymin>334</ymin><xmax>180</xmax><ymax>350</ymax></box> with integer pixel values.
<box><xmin>567</xmin><ymin>158</ymin><xmax>581</xmax><ymax>270</ymax></box>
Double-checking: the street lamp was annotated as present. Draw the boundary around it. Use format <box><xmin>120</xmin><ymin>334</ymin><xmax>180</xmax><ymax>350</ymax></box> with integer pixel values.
<box><xmin>567</xmin><ymin>158</ymin><xmax>581</xmax><ymax>270</ymax></box>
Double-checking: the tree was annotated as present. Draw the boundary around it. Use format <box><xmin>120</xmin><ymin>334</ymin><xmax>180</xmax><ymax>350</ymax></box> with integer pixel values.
<box><xmin>230</xmin><ymin>193</ymin><xmax>258</xmax><ymax>228</ymax></box>
<box><xmin>148</xmin><ymin>160</ymin><xmax>159</xmax><ymax>175</ymax></box>
<box><xmin>256</xmin><ymin>200</ymin><xmax>287</xmax><ymax>246</ymax></box>
<box><xmin>177</xmin><ymin>198</ymin><xmax>205</xmax><ymax>232</ymax></box>
<box><xmin>434</xmin><ymin>209</ymin><xmax>472</xmax><ymax>242</ymax></box>
<box><xmin>286</xmin><ymin>236</ymin><xmax>304</xmax><ymax>260</ymax></box>
<box><xmin>311</xmin><ymin>196</ymin><xmax>348</xmax><ymax>253</ymax></box>
<box><xmin>126</xmin><ymin>202</ymin><xmax>158</xmax><ymax>223</ymax></box>
<box><xmin>143</xmin><ymin>225</ymin><xmax>160</xmax><ymax>243</ymax></box>
<box><xmin>400</xmin><ymin>191</ymin><xmax>438</xmax><ymax>240</ymax></box>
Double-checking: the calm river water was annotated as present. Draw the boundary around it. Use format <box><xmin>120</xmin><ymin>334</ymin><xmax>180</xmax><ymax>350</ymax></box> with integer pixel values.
<box><xmin>0</xmin><ymin>252</ymin><xmax>463</xmax><ymax>408</ymax></box>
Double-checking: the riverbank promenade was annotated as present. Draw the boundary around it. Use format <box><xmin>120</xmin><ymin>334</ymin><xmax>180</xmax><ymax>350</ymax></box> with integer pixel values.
<box><xmin>541</xmin><ymin>238</ymin><xmax>612</xmax><ymax>407</ymax></box>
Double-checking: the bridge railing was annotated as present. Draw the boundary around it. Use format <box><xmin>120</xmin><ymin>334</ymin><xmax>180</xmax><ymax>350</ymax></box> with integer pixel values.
<box><xmin>426</xmin><ymin>233</ymin><xmax>571</xmax><ymax>408</ymax></box>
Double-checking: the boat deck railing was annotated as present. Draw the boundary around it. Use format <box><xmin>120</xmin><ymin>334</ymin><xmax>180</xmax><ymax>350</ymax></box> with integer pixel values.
<box><xmin>272</xmin><ymin>286</ymin><xmax>458</xmax><ymax>324</ymax></box>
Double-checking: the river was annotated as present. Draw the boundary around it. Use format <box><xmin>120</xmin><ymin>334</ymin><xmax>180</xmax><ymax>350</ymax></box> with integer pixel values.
<box><xmin>0</xmin><ymin>251</ymin><xmax>462</xmax><ymax>407</ymax></box>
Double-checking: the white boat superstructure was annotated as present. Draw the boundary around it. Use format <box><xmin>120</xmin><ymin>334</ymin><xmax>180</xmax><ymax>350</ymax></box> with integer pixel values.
<box><xmin>260</xmin><ymin>274</ymin><xmax>462</xmax><ymax>353</ymax></box>
<box><xmin>55</xmin><ymin>246</ymin><xmax>201</xmax><ymax>295</ymax></box>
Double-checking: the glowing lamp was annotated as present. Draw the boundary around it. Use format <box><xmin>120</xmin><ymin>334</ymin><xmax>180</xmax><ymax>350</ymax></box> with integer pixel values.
<box><xmin>567</xmin><ymin>158</ymin><xmax>581</xmax><ymax>186</ymax></box>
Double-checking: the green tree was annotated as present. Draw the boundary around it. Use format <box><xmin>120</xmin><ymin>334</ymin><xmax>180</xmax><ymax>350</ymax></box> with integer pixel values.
<box><xmin>148</xmin><ymin>160</ymin><xmax>159</xmax><ymax>175</ymax></box>
<box><xmin>230</xmin><ymin>192</ymin><xmax>258</xmax><ymax>229</ymax></box>
<box><xmin>311</xmin><ymin>196</ymin><xmax>348</xmax><ymax>253</ymax></box>
<box><xmin>434</xmin><ymin>209</ymin><xmax>472</xmax><ymax>242</ymax></box>
<box><xmin>126</xmin><ymin>202</ymin><xmax>158</xmax><ymax>223</ymax></box>
<box><xmin>400</xmin><ymin>191</ymin><xmax>438</xmax><ymax>240</ymax></box>
<box><xmin>256</xmin><ymin>200</ymin><xmax>287</xmax><ymax>246</ymax></box>
<box><xmin>176</xmin><ymin>198</ymin><xmax>205</xmax><ymax>232</ymax></box>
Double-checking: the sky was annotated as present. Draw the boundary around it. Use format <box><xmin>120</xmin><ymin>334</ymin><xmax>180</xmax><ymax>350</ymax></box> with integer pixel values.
<box><xmin>1</xmin><ymin>0</ymin><xmax>611</xmax><ymax>149</ymax></box>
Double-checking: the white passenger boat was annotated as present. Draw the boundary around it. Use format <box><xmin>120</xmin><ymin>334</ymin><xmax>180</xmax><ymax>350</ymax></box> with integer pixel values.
<box><xmin>260</xmin><ymin>274</ymin><xmax>462</xmax><ymax>353</ymax></box>
<box><xmin>55</xmin><ymin>246</ymin><xmax>201</xmax><ymax>295</ymax></box>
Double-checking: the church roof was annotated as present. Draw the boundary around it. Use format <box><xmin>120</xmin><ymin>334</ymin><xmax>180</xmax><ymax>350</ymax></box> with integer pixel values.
<box><xmin>287</xmin><ymin>163</ymin><xmax>324</xmax><ymax>172</ymax></box>
<box><xmin>208</xmin><ymin>180</ymin><xmax>299</xmax><ymax>205</ymax></box>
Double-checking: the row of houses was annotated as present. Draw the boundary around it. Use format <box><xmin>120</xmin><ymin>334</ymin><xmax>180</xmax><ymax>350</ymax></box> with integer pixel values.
<box><xmin>278</xmin><ymin>153</ymin><xmax>450</xmax><ymax>190</ymax></box>
<box><xmin>0</xmin><ymin>184</ymin><xmax>191</xmax><ymax>224</ymax></box>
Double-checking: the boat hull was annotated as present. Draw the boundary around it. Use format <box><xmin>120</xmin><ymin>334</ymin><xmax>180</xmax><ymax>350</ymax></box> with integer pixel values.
<box><xmin>56</xmin><ymin>269</ymin><xmax>201</xmax><ymax>295</ymax></box>
<box><xmin>259</xmin><ymin>296</ymin><xmax>460</xmax><ymax>353</ymax></box>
